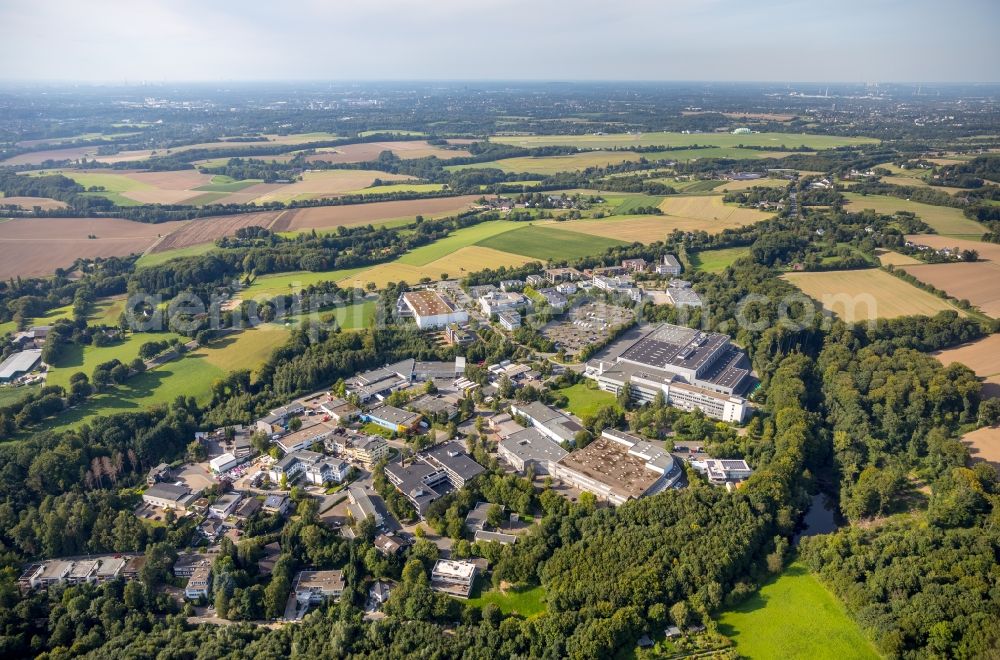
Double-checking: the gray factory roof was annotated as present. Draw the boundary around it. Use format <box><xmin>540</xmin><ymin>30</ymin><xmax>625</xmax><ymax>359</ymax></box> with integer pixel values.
<box><xmin>500</xmin><ymin>427</ymin><xmax>568</xmax><ymax>464</ymax></box>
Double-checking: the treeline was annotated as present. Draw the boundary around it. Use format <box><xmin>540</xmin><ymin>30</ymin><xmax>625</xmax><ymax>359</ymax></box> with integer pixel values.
<box><xmin>929</xmin><ymin>154</ymin><xmax>1000</xmax><ymax>188</ymax></box>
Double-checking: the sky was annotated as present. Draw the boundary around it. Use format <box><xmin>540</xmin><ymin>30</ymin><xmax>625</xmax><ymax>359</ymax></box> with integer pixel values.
<box><xmin>1</xmin><ymin>0</ymin><xmax>998</xmax><ymax>83</ymax></box>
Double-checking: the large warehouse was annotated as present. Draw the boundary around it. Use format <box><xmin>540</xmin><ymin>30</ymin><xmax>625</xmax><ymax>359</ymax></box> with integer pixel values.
<box><xmin>400</xmin><ymin>291</ymin><xmax>468</xmax><ymax>330</ymax></box>
<box><xmin>585</xmin><ymin>323</ymin><xmax>753</xmax><ymax>423</ymax></box>
<box><xmin>0</xmin><ymin>349</ymin><xmax>42</xmax><ymax>383</ymax></box>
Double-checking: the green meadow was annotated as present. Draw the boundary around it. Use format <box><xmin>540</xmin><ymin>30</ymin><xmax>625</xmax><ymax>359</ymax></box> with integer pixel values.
<box><xmin>717</xmin><ymin>562</ymin><xmax>879</xmax><ymax>660</ymax></box>
<box><xmin>558</xmin><ymin>381</ymin><xmax>620</xmax><ymax>419</ymax></box>
<box><xmin>492</xmin><ymin>131</ymin><xmax>877</xmax><ymax>150</ymax></box>
<box><xmin>690</xmin><ymin>246</ymin><xmax>751</xmax><ymax>273</ymax></box>
<box><xmin>476</xmin><ymin>224</ymin><xmax>626</xmax><ymax>261</ymax></box>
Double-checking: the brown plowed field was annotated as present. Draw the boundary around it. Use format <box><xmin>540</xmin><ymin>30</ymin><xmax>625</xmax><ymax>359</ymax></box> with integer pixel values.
<box><xmin>932</xmin><ymin>334</ymin><xmax>1000</xmax><ymax>399</ymax></box>
<box><xmin>304</xmin><ymin>140</ymin><xmax>471</xmax><ymax>164</ymax></box>
<box><xmin>900</xmin><ymin>262</ymin><xmax>1000</xmax><ymax>318</ymax></box>
<box><xmin>276</xmin><ymin>195</ymin><xmax>482</xmax><ymax>231</ymax></box>
<box><xmin>0</xmin><ymin>196</ymin><xmax>68</xmax><ymax>210</ymax></box>
<box><xmin>2</xmin><ymin>145</ymin><xmax>101</xmax><ymax>166</ymax></box>
<box><xmin>0</xmin><ymin>216</ymin><xmax>185</xmax><ymax>278</ymax></box>
<box><xmin>151</xmin><ymin>211</ymin><xmax>285</xmax><ymax>253</ymax></box>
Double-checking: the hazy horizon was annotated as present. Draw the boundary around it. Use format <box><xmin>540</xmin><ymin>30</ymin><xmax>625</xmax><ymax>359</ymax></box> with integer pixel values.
<box><xmin>1</xmin><ymin>0</ymin><xmax>998</xmax><ymax>84</ymax></box>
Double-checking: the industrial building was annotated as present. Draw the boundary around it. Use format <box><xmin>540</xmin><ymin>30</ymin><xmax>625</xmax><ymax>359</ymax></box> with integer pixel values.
<box><xmin>550</xmin><ymin>429</ymin><xmax>683</xmax><ymax>505</ymax></box>
<box><xmin>498</xmin><ymin>427</ymin><xmax>568</xmax><ymax>474</ymax></box>
<box><xmin>586</xmin><ymin>323</ymin><xmax>753</xmax><ymax>423</ymax></box>
<box><xmin>384</xmin><ymin>442</ymin><xmax>485</xmax><ymax>517</ymax></box>
<box><xmin>0</xmin><ymin>349</ymin><xmax>42</xmax><ymax>382</ymax></box>
<box><xmin>510</xmin><ymin>401</ymin><xmax>585</xmax><ymax>445</ymax></box>
<box><xmin>400</xmin><ymin>290</ymin><xmax>468</xmax><ymax>330</ymax></box>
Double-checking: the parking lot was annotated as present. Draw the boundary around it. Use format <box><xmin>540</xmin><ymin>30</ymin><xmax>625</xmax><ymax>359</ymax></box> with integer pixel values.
<box><xmin>541</xmin><ymin>301</ymin><xmax>636</xmax><ymax>357</ymax></box>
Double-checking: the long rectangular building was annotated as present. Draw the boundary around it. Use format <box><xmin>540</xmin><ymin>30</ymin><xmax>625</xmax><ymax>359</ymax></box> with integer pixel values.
<box><xmin>585</xmin><ymin>323</ymin><xmax>753</xmax><ymax>423</ymax></box>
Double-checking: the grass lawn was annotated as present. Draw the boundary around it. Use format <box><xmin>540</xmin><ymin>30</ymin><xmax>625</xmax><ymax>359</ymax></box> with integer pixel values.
<box><xmin>30</xmin><ymin>303</ymin><xmax>77</xmax><ymax>325</ymax></box>
<box><xmin>446</xmin><ymin>151</ymin><xmax>644</xmax><ymax>175</ymax></box>
<box><xmin>558</xmin><ymin>382</ymin><xmax>619</xmax><ymax>418</ymax></box>
<box><xmin>476</xmin><ymin>224</ymin><xmax>626</xmax><ymax>261</ymax></box>
<box><xmin>843</xmin><ymin>193</ymin><xmax>986</xmax><ymax>237</ymax></box>
<box><xmin>0</xmin><ymin>319</ymin><xmax>18</xmax><ymax>337</ymax></box>
<box><xmin>240</xmin><ymin>266</ymin><xmax>371</xmax><ymax>298</ymax></box>
<box><xmin>690</xmin><ymin>246</ymin><xmax>751</xmax><ymax>273</ymax></box>
<box><xmin>35</xmin><ymin>325</ymin><xmax>288</xmax><ymax>434</ymax></box>
<box><xmin>717</xmin><ymin>562</ymin><xmax>879</xmax><ymax>660</ymax></box>
<box><xmin>46</xmin><ymin>331</ymin><xmax>181</xmax><ymax>390</ymax></box>
<box><xmin>492</xmin><ymin>131</ymin><xmax>877</xmax><ymax>150</ymax></box>
<box><xmin>89</xmin><ymin>296</ymin><xmax>127</xmax><ymax>326</ymax></box>
<box><xmin>465</xmin><ymin>584</ymin><xmax>546</xmax><ymax>618</ymax></box>
<box><xmin>135</xmin><ymin>243</ymin><xmax>218</xmax><ymax>268</ymax></box>
<box><xmin>0</xmin><ymin>384</ymin><xmax>40</xmax><ymax>408</ymax></box>
<box><xmin>282</xmin><ymin>300</ymin><xmax>376</xmax><ymax>331</ymax></box>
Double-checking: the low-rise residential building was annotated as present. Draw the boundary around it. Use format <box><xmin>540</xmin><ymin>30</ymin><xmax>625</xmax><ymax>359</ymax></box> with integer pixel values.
<box><xmin>499</xmin><ymin>279</ymin><xmax>524</xmax><ymax>292</ymax></box>
<box><xmin>330</xmin><ymin>433</ymin><xmax>389</xmax><ymax>468</ymax></box>
<box><xmin>445</xmin><ymin>323</ymin><xmax>476</xmax><ymax>346</ymax></box>
<box><xmin>498</xmin><ymin>427</ymin><xmax>569</xmax><ymax>474</ymax></box>
<box><xmin>363</xmin><ymin>403</ymin><xmax>422</xmax><ymax>434</ymax></box>
<box><xmin>510</xmin><ymin>401</ymin><xmax>585</xmax><ymax>446</ymax></box>
<box><xmin>545</xmin><ymin>267</ymin><xmax>582</xmax><ymax>283</ymax></box>
<box><xmin>699</xmin><ymin>459</ymin><xmax>753</xmax><ymax>484</ymax></box>
<box><xmin>622</xmin><ymin>258</ymin><xmax>648</xmax><ymax>272</ymax></box>
<box><xmin>430</xmin><ymin>559</ymin><xmax>478</xmax><ymax>598</ymax></box>
<box><xmin>174</xmin><ymin>553</ymin><xmax>215</xmax><ymax>578</ymax></box>
<box><xmin>263</xmin><ymin>493</ymin><xmax>291</xmax><ymax>516</ymax></box>
<box><xmin>208</xmin><ymin>492</ymin><xmax>243</xmax><ymax>518</ymax></box>
<box><xmin>525</xmin><ymin>274</ymin><xmax>546</xmax><ymax>286</ymax></box>
<box><xmin>374</xmin><ymin>533</ymin><xmax>407</xmax><ymax>556</ymax></box>
<box><xmin>401</xmin><ymin>290</ymin><xmax>469</xmax><ymax>330</ymax></box>
<box><xmin>255</xmin><ymin>401</ymin><xmax>306</xmax><ymax>434</ymax></box>
<box><xmin>185</xmin><ymin>565</ymin><xmax>212</xmax><ymax>600</ymax></box>
<box><xmin>147</xmin><ymin>463</ymin><xmax>171</xmax><ymax>485</ymax></box>
<box><xmin>555</xmin><ymin>281</ymin><xmax>578</xmax><ymax>295</ymax></box>
<box><xmin>474</xmin><ymin>530</ymin><xmax>517</xmax><ymax>545</ymax></box>
<box><xmin>294</xmin><ymin>570</ymin><xmax>345</xmax><ymax>605</ymax></box>
<box><xmin>19</xmin><ymin>555</ymin><xmax>141</xmax><ymax>591</ymax></box>
<box><xmin>348</xmin><ymin>485</ymin><xmax>384</xmax><ymax>527</ymax></box>
<box><xmin>535</xmin><ymin>287</ymin><xmax>568</xmax><ymax>310</ymax></box>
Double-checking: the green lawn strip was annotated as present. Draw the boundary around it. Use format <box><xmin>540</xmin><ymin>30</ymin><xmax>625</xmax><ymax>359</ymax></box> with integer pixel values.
<box><xmin>613</xmin><ymin>195</ymin><xmax>665</xmax><ymax>214</ymax></box>
<box><xmin>716</xmin><ymin>562</ymin><xmax>880</xmax><ymax>660</ymax></box>
<box><xmin>279</xmin><ymin>300</ymin><xmax>376</xmax><ymax>331</ymax></box>
<box><xmin>0</xmin><ymin>384</ymin><xmax>40</xmax><ymax>408</ymax></box>
<box><xmin>45</xmin><ymin>331</ymin><xmax>181</xmax><ymax>390</ymax></box>
<box><xmin>476</xmin><ymin>224</ymin><xmax>626</xmax><ymax>261</ymax></box>
<box><xmin>193</xmin><ymin>177</ymin><xmax>263</xmax><ymax>192</ymax></box>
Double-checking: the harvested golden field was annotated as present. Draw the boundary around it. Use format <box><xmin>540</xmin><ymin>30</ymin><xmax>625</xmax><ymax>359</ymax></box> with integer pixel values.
<box><xmin>561</xmin><ymin>201</ymin><xmax>771</xmax><ymax>242</ymax></box>
<box><xmin>2</xmin><ymin>145</ymin><xmax>101</xmax><ymax>166</ymax></box>
<box><xmin>716</xmin><ymin>178</ymin><xmax>790</xmax><ymax>192</ymax></box>
<box><xmin>961</xmin><ymin>426</ymin><xmax>1000</xmax><ymax>470</ymax></box>
<box><xmin>0</xmin><ymin>216</ymin><xmax>185</xmax><ymax>279</ymax></box>
<box><xmin>879</xmin><ymin>175</ymin><xmax>967</xmax><ymax>196</ymax></box>
<box><xmin>210</xmin><ymin>183</ymin><xmax>285</xmax><ymax>205</ymax></box>
<box><xmin>782</xmin><ymin>269</ymin><xmax>964</xmax><ymax>322</ymax></box>
<box><xmin>900</xmin><ymin>262</ymin><xmax>1000</xmax><ymax>317</ymax></box>
<box><xmin>337</xmin><ymin>246</ymin><xmax>537</xmax><ymax>289</ymax></box>
<box><xmin>305</xmin><ymin>140</ymin><xmax>471</xmax><ymax>163</ymax></box>
<box><xmin>151</xmin><ymin>211</ymin><xmax>286</xmax><ymax>253</ymax></box>
<box><xmin>0</xmin><ymin>196</ymin><xmax>68</xmax><ymax>210</ymax></box>
<box><xmin>276</xmin><ymin>195</ymin><xmax>483</xmax><ymax>231</ymax></box>
<box><xmin>660</xmin><ymin>194</ymin><xmax>773</xmax><ymax>227</ymax></box>
<box><xmin>933</xmin><ymin>334</ymin><xmax>1000</xmax><ymax>384</ymax></box>
<box><xmin>447</xmin><ymin>151</ymin><xmax>643</xmax><ymax>175</ymax></box>
<box><xmin>250</xmin><ymin>170</ymin><xmax>415</xmax><ymax>203</ymax></box>
<box><xmin>875</xmin><ymin>249</ymin><xmax>922</xmax><ymax>266</ymax></box>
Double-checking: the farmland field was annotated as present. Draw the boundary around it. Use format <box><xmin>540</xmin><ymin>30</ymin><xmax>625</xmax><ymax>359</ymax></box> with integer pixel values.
<box><xmin>875</xmin><ymin>249</ymin><xmax>922</xmax><ymax>266</ymax></box>
<box><xmin>150</xmin><ymin>211</ymin><xmax>286</xmax><ymax>253</ymax></box>
<box><xmin>338</xmin><ymin>246</ymin><xmax>537</xmax><ymax>290</ymax></box>
<box><xmin>249</xmin><ymin>170</ymin><xmax>415</xmax><ymax>203</ymax></box>
<box><xmin>0</xmin><ymin>196</ymin><xmax>68</xmax><ymax>210</ymax></box>
<box><xmin>649</xmin><ymin>147</ymin><xmax>803</xmax><ymax>162</ymax></box>
<box><xmin>782</xmin><ymin>269</ymin><xmax>965</xmax><ymax>322</ymax></box>
<box><xmin>717</xmin><ymin>562</ymin><xmax>878</xmax><ymax>660</ymax></box>
<box><xmin>491</xmin><ymin>131</ymin><xmax>877</xmax><ymax>150</ymax></box>
<box><xmin>690</xmin><ymin>246</ymin><xmax>751</xmax><ymax>273</ymax></box>
<box><xmin>0</xmin><ymin>216</ymin><xmax>185</xmax><ymax>279</ymax></box>
<box><xmin>904</xmin><ymin>234</ymin><xmax>1000</xmax><ymax>262</ymax></box>
<box><xmin>899</xmin><ymin>262</ymin><xmax>1000</xmax><ymax>317</ymax></box>
<box><xmin>135</xmin><ymin>243</ymin><xmax>218</xmax><ymax>268</ymax></box>
<box><xmin>396</xmin><ymin>220</ymin><xmax>530</xmax><ymax>265</ymax></box>
<box><xmin>446</xmin><ymin>151</ymin><xmax>643</xmax><ymax>175</ymax></box>
<box><xmin>843</xmin><ymin>193</ymin><xmax>986</xmax><ymax>237</ymax></box>
<box><xmin>275</xmin><ymin>195</ymin><xmax>483</xmax><ymax>231</ymax></box>
<box><xmin>933</xmin><ymin>334</ymin><xmax>1000</xmax><ymax>400</ymax></box>
<box><xmin>960</xmin><ymin>426</ymin><xmax>1000</xmax><ymax>471</ymax></box>
<box><xmin>659</xmin><ymin>194</ymin><xmax>774</xmax><ymax>226</ymax></box>
<box><xmin>716</xmin><ymin>177</ymin><xmax>790</xmax><ymax>192</ymax></box>
<box><xmin>612</xmin><ymin>194</ymin><xmax>665</xmax><ymax>214</ymax></box>
<box><xmin>304</xmin><ymin>140</ymin><xmax>471</xmax><ymax>163</ymax></box>
<box><xmin>476</xmin><ymin>224</ymin><xmax>626</xmax><ymax>261</ymax></box>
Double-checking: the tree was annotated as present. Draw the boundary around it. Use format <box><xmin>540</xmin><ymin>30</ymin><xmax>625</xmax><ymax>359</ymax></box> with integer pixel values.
<box><xmin>288</xmin><ymin>416</ymin><xmax>302</xmax><ymax>431</ymax></box>
<box><xmin>486</xmin><ymin>503</ymin><xmax>504</xmax><ymax>529</ymax></box>
<box><xmin>670</xmin><ymin>601</ymin><xmax>691</xmax><ymax>629</ymax></box>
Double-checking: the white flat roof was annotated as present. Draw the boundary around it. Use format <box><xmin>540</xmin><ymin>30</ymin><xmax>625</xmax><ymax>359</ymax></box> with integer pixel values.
<box><xmin>0</xmin><ymin>349</ymin><xmax>41</xmax><ymax>379</ymax></box>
